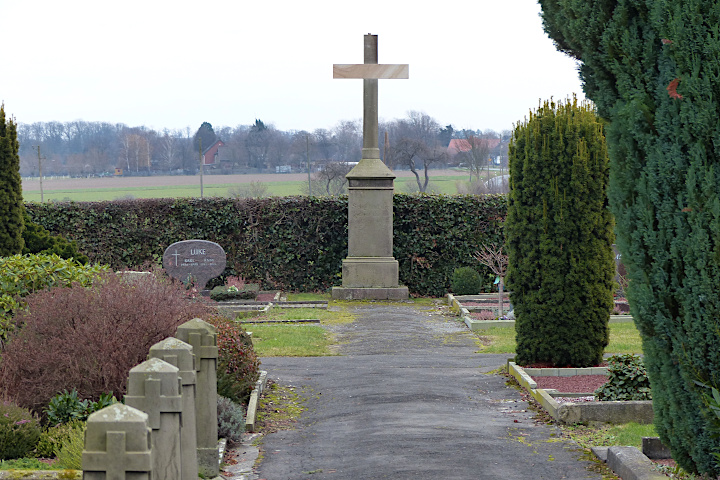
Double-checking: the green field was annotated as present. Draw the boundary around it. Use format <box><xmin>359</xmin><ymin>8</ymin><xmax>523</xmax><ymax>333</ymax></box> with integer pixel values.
<box><xmin>22</xmin><ymin>175</ymin><xmax>479</xmax><ymax>202</ymax></box>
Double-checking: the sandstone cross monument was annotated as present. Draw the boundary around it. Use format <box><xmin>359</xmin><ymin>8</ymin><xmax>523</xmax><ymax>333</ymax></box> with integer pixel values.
<box><xmin>331</xmin><ymin>34</ymin><xmax>409</xmax><ymax>300</ymax></box>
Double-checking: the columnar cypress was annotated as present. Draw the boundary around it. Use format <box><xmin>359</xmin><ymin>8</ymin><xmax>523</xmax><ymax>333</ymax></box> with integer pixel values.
<box><xmin>538</xmin><ymin>0</ymin><xmax>720</xmax><ymax>474</ymax></box>
<box><xmin>506</xmin><ymin>97</ymin><xmax>615</xmax><ymax>368</ymax></box>
<box><xmin>0</xmin><ymin>104</ymin><xmax>24</xmax><ymax>256</ymax></box>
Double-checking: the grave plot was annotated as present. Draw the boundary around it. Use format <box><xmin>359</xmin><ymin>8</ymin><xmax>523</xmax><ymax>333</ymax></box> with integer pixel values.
<box><xmin>448</xmin><ymin>293</ymin><xmax>634</xmax><ymax>331</ymax></box>
<box><xmin>508</xmin><ymin>361</ymin><xmax>653</xmax><ymax>425</ymax></box>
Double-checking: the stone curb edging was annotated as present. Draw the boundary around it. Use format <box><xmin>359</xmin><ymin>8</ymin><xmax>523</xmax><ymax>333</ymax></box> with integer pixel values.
<box><xmin>448</xmin><ymin>294</ymin><xmax>634</xmax><ymax>330</ymax></box>
<box><xmin>592</xmin><ymin>446</ymin><xmax>667</xmax><ymax>480</ymax></box>
<box><xmin>507</xmin><ymin>361</ymin><xmax>653</xmax><ymax>425</ymax></box>
<box><xmin>507</xmin><ymin>362</ymin><xmax>661</xmax><ymax>480</ymax></box>
<box><xmin>244</xmin><ymin>371</ymin><xmax>269</xmax><ymax>433</ymax></box>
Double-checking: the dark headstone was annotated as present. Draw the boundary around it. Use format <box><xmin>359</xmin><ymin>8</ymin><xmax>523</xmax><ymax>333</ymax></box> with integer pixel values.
<box><xmin>163</xmin><ymin>240</ymin><xmax>226</xmax><ymax>290</ymax></box>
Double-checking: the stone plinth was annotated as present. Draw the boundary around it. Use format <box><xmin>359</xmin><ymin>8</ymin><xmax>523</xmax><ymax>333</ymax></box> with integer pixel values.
<box><xmin>332</xmin><ymin>158</ymin><xmax>408</xmax><ymax>300</ymax></box>
<box><xmin>125</xmin><ymin>358</ymin><xmax>183</xmax><ymax>480</ymax></box>
<box><xmin>82</xmin><ymin>403</ymin><xmax>152</xmax><ymax>480</ymax></box>
<box><xmin>148</xmin><ymin>337</ymin><xmax>198</xmax><ymax>480</ymax></box>
<box><xmin>176</xmin><ymin>318</ymin><xmax>219</xmax><ymax>479</ymax></box>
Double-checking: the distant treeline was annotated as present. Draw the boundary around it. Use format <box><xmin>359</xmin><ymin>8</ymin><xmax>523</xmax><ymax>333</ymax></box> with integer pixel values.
<box><xmin>16</xmin><ymin>112</ymin><xmax>510</xmax><ymax>179</ymax></box>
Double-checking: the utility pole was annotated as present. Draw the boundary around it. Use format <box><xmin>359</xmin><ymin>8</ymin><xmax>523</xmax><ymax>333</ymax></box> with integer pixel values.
<box><xmin>306</xmin><ymin>134</ymin><xmax>312</xmax><ymax>196</ymax></box>
<box><xmin>199</xmin><ymin>138</ymin><xmax>204</xmax><ymax>199</ymax></box>
<box><xmin>34</xmin><ymin>145</ymin><xmax>44</xmax><ymax>202</ymax></box>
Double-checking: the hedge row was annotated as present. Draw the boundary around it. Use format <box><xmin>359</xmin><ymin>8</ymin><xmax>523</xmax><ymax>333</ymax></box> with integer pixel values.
<box><xmin>25</xmin><ymin>194</ymin><xmax>506</xmax><ymax>297</ymax></box>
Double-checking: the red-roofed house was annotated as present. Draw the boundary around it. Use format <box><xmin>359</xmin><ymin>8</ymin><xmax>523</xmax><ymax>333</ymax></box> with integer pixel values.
<box><xmin>447</xmin><ymin>137</ymin><xmax>501</xmax><ymax>156</ymax></box>
<box><xmin>202</xmin><ymin>140</ymin><xmax>225</xmax><ymax>166</ymax></box>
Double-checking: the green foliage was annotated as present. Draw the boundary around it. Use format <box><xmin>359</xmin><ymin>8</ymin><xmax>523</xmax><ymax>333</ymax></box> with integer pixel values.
<box><xmin>538</xmin><ymin>0</ymin><xmax>720</xmax><ymax>475</ymax></box>
<box><xmin>45</xmin><ymin>390</ymin><xmax>117</xmax><ymax>426</ymax></box>
<box><xmin>35</xmin><ymin>419</ymin><xmax>85</xmax><ymax>459</ymax></box>
<box><xmin>0</xmin><ymin>401</ymin><xmax>41</xmax><ymax>460</ymax></box>
<box><xmin>22</xmin><ymin>213</ymin><xmax>88</xmax><ymax>263</ymax></box>
<box><xmin>206</xmin><ymin>316</ymin><xmax>260</xmax><ymax>405</ymax></box>
<box><xmin>210</xmin><ymin>284</ymin><xmax>259</xmax><ymax>301</ymax></box>
<box><xmin>450</xmin><ymin>267</ymin><xmax>482</xmax><ymax>295</ymax></box>
<box><xmin>217</xmin><ymin>396</ymin><xmax>245</xmax><ymax>446</ymax></box>
<box><xmin>595</xmin><ymin>354</ymin><xmax>651</xmax><ymax>401</ymax></box>
<box><xmin>44</xmin><ymin>390</ymin><xmax>88</xmax><ymax>427</ymax></box>
<box><xmin>0</xmin><ymin>457</ymin><xmax>59</xmax><ymax>469</ymax></box>
<box><xmin>25</xmin><ymin>194</ymin><xmax>506</xmax><ymax>297</ymax></box>
<box><xmin>506</xmin><ymin>97</ymin><xmax>615</xmax><ymax>368</ymax></box>
<box><xmin>54</xmin><ymin>421</ymin><xmax>85</xmax><ymax>470</ymax></box>
<box><xmin>0</xmin><ymin>103</ymin><xmax>25</xmax><ymax>257</ymax></box>
<box><xmin>0</xmin><ymin>254</ymin><xmax>106</xmax><ymax>345</ymax></box>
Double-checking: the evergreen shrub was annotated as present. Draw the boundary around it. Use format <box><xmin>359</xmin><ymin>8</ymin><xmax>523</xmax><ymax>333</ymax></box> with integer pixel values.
<box><xmin>0</xmin><ymin>401</ymin><xmax>41</xmax><ymax>460</ymax></box>
<box><xmin>506</xmin><ymin>97</ymin><xmax>615</xmax><ymax>367</ymax></box>
<box><xmin>22</xmin><ymin>213</ymin><xmax>88</xmax><ymax>263</ymax></box>
<box><xmin>206</xmin><ymin>315</ymin><xmax>260</xmax><ymax>405</ymax></box>
<box><xmin>0</xmin><ymin>270</ymin><xmax>213</xmax><ymax>413</ymax></box>
<box><xmin>217</xmin><ymin>396</ymin><xmax>245</xmax><ymax>446</ymax></box>
<box><xmin>595</xmin><ymin>354</ymin><xmax>651</xmax><ymax>401</ymax></box>
<box><xmin>538</xmin><ymin>1</ymin><xmax>720</xmax><ymax>473</ymax></box>
<box><xmin>0</xmin><ymin>103</ymin><xmax>25</xmax><ymax>257</ymax></box>
<box><xmin>450</xmin><ymin>267</ymin><xmax>483</xmax><ymax>295</ymax></box>
<box><xmin>26</xmin><ymin>194</ymin><xmax>506</xmax><ymax>297</ymax></box>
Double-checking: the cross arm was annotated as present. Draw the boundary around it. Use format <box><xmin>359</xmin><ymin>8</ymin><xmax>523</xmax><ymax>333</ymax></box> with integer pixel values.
<box><xmin>333</xmin><ymin>64</ymin><xmax>409</xmax><ymax>79</ymax></box>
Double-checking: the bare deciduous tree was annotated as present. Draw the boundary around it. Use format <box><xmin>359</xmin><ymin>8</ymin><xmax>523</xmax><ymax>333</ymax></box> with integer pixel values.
<box><xmin>474</xmin><ymin>244</ymin><xmax>508</xmax><ymax>316</ymax></box>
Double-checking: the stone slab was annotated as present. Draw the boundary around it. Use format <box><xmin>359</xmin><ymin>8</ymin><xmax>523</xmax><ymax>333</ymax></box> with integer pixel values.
<box><xmin>331</xmin><ymin>286</ymin><xmax>409</xmax><ymax>300</ymax></box>
<box><xmin>163</xmin><ymin>240</ymin><xmax>226</xmax><ymax>290</ymax></box>
<box><xmin>607</xmin><ymin>446</ymin><xmax>667</xmax><ymax>480</ymax></box>
<box><xmin>642</xmin><ymin>437</ymin><xmax>672</xmax><ymax>459</ymax></box>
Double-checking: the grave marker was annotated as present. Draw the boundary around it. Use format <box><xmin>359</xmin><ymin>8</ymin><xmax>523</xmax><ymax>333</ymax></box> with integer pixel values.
<box><xmin>163</xmin><ymin>240</ymin><xmax>226</xmax><ymax>290</ymax></box>
<box><xmin>331</xmin><ymin>34</ymin><xmax>409</xmax><ymax>300</ymax></box>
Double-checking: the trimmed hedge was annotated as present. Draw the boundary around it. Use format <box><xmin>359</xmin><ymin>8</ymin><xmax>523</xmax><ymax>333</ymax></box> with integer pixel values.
<box><xmin>25</xmin><ymin>194</ymin><xmax>506</xmax><ymax>297</ymax></box>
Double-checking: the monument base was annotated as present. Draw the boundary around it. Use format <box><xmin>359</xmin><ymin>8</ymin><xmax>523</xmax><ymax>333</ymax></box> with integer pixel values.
<box><xmin>331</xmin><ymin>286</ymin><xmax>409</xmax><ymax>300</ymax></box>
<box><xmin>340</xmin><ymin>257</ymin><xmax>399</xmax><ymax>288</ymax></box>
<box><xmin>333</xmin><ymin>257</ymin><xmax>408</xmax><ymax>300</ymax></box>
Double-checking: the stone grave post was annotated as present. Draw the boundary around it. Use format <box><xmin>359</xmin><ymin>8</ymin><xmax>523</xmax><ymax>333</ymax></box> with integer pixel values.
<box><xmin>176</xmin><ymin>318</ymin><xmax>219</xmax><ymax>478</ymax></box>
<box><xmin>148</xmin><ymin>337</ymin><xmax>198</xmax><ymax>480</ymax></box>
<box><xmin>125</xmin><ymin>357</ymin><xmax>183</xmax><ymax>480</ymax></box>
<box><xmin>82</xmin><ymin>403</ymin><xmax>152</xmax><ymax>480</ymax></box>
<box><xmin>332</xmin><ymin>34</ymin><xmax>409</xmax><ymax>300</ymax></box>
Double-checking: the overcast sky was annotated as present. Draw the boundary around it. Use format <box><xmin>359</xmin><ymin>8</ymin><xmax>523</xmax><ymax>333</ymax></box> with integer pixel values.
<box><xmin>3</xmin><ymin>0</ymin><xmax>583</xmax><ymax>134</ymax></box>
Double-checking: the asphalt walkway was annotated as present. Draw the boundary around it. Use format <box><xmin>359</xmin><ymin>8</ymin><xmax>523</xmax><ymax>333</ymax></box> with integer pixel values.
<box><xmin>253</xmin><ymin>302</ymin><xmax>605</xmax><ymax>480</ymax></box>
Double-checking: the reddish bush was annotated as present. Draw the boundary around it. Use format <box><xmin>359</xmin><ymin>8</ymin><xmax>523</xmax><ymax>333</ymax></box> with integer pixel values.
<box><xmin>0</xmin><ymin>271</ymin><xmax>214</xmax><ymax>414</ymax></box>
<box><xmin>205</xmin><ymin>315</ymin><xmax>260</xmax><ymax>406</ymax></box>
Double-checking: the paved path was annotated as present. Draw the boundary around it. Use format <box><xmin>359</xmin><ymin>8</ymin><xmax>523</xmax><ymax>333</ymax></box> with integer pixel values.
<box><xmin>254</xmin><ymin>303</ymin><xmax>604</xmax><ymax>480</ymax></box>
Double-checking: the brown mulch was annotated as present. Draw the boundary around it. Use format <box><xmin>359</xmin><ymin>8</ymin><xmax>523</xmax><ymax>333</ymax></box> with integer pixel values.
<box><xmin>532</xmin><ymin>374</ymin><xmax>608</xmax><ymax>393</ymax></box>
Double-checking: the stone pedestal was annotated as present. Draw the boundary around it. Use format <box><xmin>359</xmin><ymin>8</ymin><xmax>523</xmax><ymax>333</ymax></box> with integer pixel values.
<box><xmin>176</xmin><ymin>318</ymin><xmax>219</xmax><ymax>479</ymax></box>
<box><xmin>148</xmin><ymin>337</ymin><xmax>198</xmax><ymax>480</ymax></box>
<box><xmin>125</xmin><ymin>358</ymin><xmax>183</xmax><ymax>480</ymax></box>
<box><xmin>332</xmin><ymin>158</ymin><xmax>408</xmax><ymax>300</ymax></box>
<box><xmin>82</xmin><ymin>403</ymin><xmax>152</xmax><ymax>480</ymax></box>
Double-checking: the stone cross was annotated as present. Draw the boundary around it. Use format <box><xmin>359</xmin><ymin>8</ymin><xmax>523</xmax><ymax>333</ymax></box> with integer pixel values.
<box><xmin>331</xmin><ymin>34</ymin><xmax>410</xmax><ymax>300</ymax></box>
<box><xmin>333</xmin><ymin>34</ymin><xmax>409</xmax><ymax>161</ymax></box>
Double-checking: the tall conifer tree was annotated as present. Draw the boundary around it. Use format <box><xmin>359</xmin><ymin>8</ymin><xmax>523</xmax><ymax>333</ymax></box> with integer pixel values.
<box><xmin>539</xmin><ymin>1</ymin><xmax>720</xmax><ymax>474</ymax></box>
<box><xmin>0</xmin><ymin>103</ymin><xmax>24</xmax><ymax>256</ymax></box>
<box><xmin>506</xmin><ymin>97</ymin><xmax>615</xmax><ymax>368</ymax></box>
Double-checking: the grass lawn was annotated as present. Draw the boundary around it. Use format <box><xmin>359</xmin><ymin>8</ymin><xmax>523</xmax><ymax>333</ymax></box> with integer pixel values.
<box><xmin>242</xmin><ymin>305</ymin><xmax>353</xmax><ymax>356</ymax></box>
<box><xmin>559</xmin><ymin>422</ymin><xmax>657</xmax><ymax>450</ymax></box>
<box><xmin>476</xmin><ymin>322</ymin><xmax>643</xmax><ymax>355</ymax></box>
<box><xmin>22</xmin><ymin>175</ymin><xmax>476</xmax><ymax>202</ymax></box>
<box><xmin>248</xmin><ymin>324</ymin><xmax>334</xmax><ymax>357</ymax></box>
